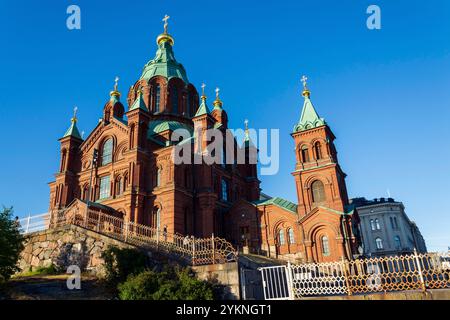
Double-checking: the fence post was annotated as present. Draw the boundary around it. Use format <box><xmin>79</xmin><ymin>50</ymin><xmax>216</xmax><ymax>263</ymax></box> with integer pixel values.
<box><xmin>156</xmin><ymin>225</ymin><xmax>160</xmax><ymax>248</ymax></box>
<box><xmin>342</xmin><ymin>257</ymin><xmax>352</xmax><ymax>296</ymax></box>
<box><xmin>414</xmin><ymin>248</ymin><xmax>427</xmax><ymax>292</ymax></box>
<box><xmin>25</xmin><ymin>213</ymin><xmax>31</xmax><ymax>233</ymax></box>
<box><xmin>192</xmin><ymin>239</ymin><xmax>196</xmax><ymax>266</ymax></box>
<box><xmin>211</xmin><ymin>233</ymin><xmax>215</xmax><ymax>264</ymax></box>
<box><xmin>286</xmin><ymin>262</ymin><xmax>295</xmax><ymax>300</ymax></box>
<box><xmin>124</xmin><ymin>221</ymin><xmax>128</xmax><ymax>242</ymax></box>
<box><xmin>96</xmin><ymin>212</ymin><xmax>101</xmax><ymax>232</ymax></box>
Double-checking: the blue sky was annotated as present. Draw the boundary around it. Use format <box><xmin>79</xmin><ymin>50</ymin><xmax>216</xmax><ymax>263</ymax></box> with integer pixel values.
<box><xmin>0</xmin><ymin>0</ymin><xmax>449</xmax><ymax>251</ymax></box>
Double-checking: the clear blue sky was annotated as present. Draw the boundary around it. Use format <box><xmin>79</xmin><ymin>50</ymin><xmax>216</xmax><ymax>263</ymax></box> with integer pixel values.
<box><xmin>0</xmin><ymin>0</ymin><xmax>449</xmax><ymax>251</ymax></box>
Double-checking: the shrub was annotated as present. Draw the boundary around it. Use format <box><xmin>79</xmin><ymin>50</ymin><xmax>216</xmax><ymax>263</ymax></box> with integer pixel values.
<box><xmin>0</xmin><ymin>207</ymin><xmax>24</xmax><ymax>280</ymax></box>
<box><xmin>118</xmin><ymin>266</ymin><xmax>215</xmax><ymax>300</ymax></box>
<box><xmin>101</xmin><ymin>246</ymin><xmax>148</xmax><ymax>284</ymax></box>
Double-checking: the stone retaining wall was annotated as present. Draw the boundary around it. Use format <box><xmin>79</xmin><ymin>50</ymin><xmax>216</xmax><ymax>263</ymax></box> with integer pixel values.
<box><xmin>18</xmin><ymin>225</ymin><xmax>135</xmax><ymax>276</ymax></box>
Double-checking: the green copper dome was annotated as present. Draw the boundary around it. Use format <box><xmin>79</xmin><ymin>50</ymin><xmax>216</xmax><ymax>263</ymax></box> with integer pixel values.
<box><xmin>140</xmin><ymin>39</ymin><xmax>189</xmax><ymax>83</ymax></box>
<box><xmin>148</xmin><ymin>120</ymin><xmax>192</xmax><ymax>137</ymax></box>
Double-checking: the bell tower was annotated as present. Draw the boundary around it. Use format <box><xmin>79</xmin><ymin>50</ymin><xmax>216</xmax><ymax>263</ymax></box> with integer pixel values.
<box><xmin>291</xmin><ymin>76</ymin><xmax>349</xmax><ymax>217</ymax></box>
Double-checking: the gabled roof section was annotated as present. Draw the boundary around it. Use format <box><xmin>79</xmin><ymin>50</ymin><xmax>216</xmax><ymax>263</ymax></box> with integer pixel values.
<box><xmin>253</xmin><ymin>197</ymin><xmax>298</xmax><ymax>215</ymax></box>
<box><xmin>194</xmin><ymin>97</ymin><xmax>210</xmax><ymax>117</ymax></box>
<box><xmin>129</xmin><ymin>91</ymin><xmax>148</xmax><ymax>111</ymax></box>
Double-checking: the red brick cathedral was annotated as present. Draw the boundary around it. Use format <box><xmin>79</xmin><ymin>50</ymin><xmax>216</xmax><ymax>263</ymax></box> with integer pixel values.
<box><xmin>49</xmin><ymin>20</ymin><xmax>360</xmax><ymax>263</ymax></box>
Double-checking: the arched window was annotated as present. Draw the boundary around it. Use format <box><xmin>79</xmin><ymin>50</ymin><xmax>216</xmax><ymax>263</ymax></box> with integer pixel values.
<box><xmin>60</xmin><ymin>149</ymin><xmax>67</xmax><ymax>172</ymax></box>
<box><xmin>82</xmin><ymin>184</ymin><xmax>89</xmax><ymax>201</ymax></box>
<box><xmin>156</xmin><ymin>168</ymin><xmax>162</xmax><ymax>187</ymax></box>
<box><xmin>394</xmin><ymin>236</ymin><xmax>401</xmax><ymax>249</ymax></box>
<box><xmin>288</xmin><ymin>229</ymin><xmax>295</xmax><ymax>244</ymax></box>
<box><xmin>101</xmin><ymin>139</ymin><xmax>113</xmax><ymax>165</ymax></box>
<box><xmin>123</xmin><ymin>173</ymin><xmax>128</xmax><ymax>192</ymax></box>
<box><xmin>154</xmin><ymin>85</ymin><xmax>161</xmax><ymax>113</ymax></box>
<box><xmin>171</xmin><ymin>85</ymin><xmax>178</xmax><ymax>114</ymax></box>
<box><xmin>279</xmin><ymin>230</ymin><xmax>285</xmax><ymax>245</ymax></box>
<box><xmin>311</xmin><ymin>180</ymin><xmax>326</xmax><ymax>203</ymax></box>
<box><xmin>300</xmin><ymin>146</ymin><xmax>309</xmax><ymax>163</ymax></box>
<box><xmin>314</xmin><ymin>142</ymin><xmax>322</xmax><ymax>160</ymax></box>
<box><xmin>99</xmin><ymin>175</ymin><xmax>111</xmax><ymax>200</ymax></box>
<box><xmin>115</xmin><ymin>177</ymin><xmax>122</xmax><ymax>196</ymax></box>
<box><xmin>375</xmin><ymin>237</ymin><xmax>383</xmax><ymax>250</ymax></box>
<box><xmin>322</xmin><ymin>236</ymin><xmax>330</xmax><ymax>256</ymax></box>
<box><xmin>186</xmin><ymin>93</ymin><xmax>191</xmax><ymax>117</ymax></box>
<box><xmin>221</xmin><ymin>179</ymin><xmax>228</xmax><ymax>201</ymax></box>
<box><xmin>375</xmin><ymin>218</ymin><xmax>381</xmax><ymax>230</ymax></box>
<box><xmin>151</xmin><ymin>207</ymin><xmax>161</xmax><ymax>229</ymax></box>
<box><xmin>370</xmin><ymin>219</ymin><xmax>376</xmax><ymax>231</ymax></box>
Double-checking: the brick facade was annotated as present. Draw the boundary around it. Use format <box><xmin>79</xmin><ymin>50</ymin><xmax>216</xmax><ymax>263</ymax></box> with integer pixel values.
<box><xmin>48</xmin><ymin>25</ymin><xmax>360</xmax><ymax>263</ymax></box>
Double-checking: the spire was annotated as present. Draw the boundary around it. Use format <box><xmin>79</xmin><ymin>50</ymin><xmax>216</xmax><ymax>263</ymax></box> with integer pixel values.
<box><xmin>293</xmin><ymin>75</ymin><xmax>326</xmax><ymax>132</ymax></box>
<box><xmin>110</xmin><ymin>76</ymin><xmax>121</xmax><ymax>102</ymax></box>
<box><xmin>194</xmin><ymin>83</ymin><xmax>211</xmax><ymax>117</ymax></box>
<box><xmin>213</xmin><ymin>87</ymin><xmax>223</xmax><ymax>110</ymax></box>
<box><xmin>63</xmin><ymin>107</ymin><xmax>83</xmax><ymax>139</ymax></box>
<box><xmin>129</xmin><ymin>88</ymin><xmax>148</xmax><ymax>111</ymax></box>
<box><xmin>243</xmin><ymin>119</ymin><xmax>255</xmax><ymax>148</ymax></box>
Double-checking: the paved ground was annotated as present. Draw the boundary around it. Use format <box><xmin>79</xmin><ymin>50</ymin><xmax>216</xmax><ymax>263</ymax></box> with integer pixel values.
<box><xmin>1</xmin><ymin>274</ymin><xmax>115</xmax><ymax>300</ymax></box>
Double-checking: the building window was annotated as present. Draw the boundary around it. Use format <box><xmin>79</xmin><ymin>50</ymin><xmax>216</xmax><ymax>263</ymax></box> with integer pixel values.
<box><xmin>322</xmin><ymin>236</ymin><xmax>330</xmax><ymax>256</ymax></box>
<box><xmin>155</xmin><ymin>85</ymin><xmax>160</xmax><ymax>113</ymax></box>
<box><xmin>393</xmin><ymin>217</ymin><xmax>398</xmax><ymax>229</ymax></box>
<box><xmin>288</xmin><ymin>228</ymin><xmax>295</xmax><ymax>244</ymax></box>
<box><xmin>375</xmin><ymin>218</ymin><xmax>381</xmax><ymax>230</ymax></box>
<box><xmin>394</xmin><ymin>236</ymin><xmax>402</xmax><ymax>250</ymax></box>
<box><xmin>370</xmin><ymin>219</ymin><xmax>376</xmax><ymax>231</ymax></box>
<box><xmin>101</xmin><ymin>139</ymin><xmax>113</xmax><ymax>165</ymax></box>
<box><xmin>375</xmin><ymin>237</ymin><xmax>383</xmax><ymax>250</ymax></box>
<box><xmin>151</xmin><ymin>207</ymin><xmax>161</xmax><ymax>229</ymax></box>
<box><xmin>221</xmin><ymin>148</ymin><xmax>226</xmax><ymax>168</ymax></box>
<box><xmin>115</xmin><ymin>177</ymin><xmax>122</xmax><ymax>196</ymax></box>
<box><xmin>311</xmin><ymin>180</ymin><xmax>326</xmax><ymax>203</ymax></box>
<box><xmin>314</xmin><ymin>142</ymin><xmax>322</xmax><ymax>160</ymax></box>
<box><xmin>156</xmin><ymin>168</ymin><xmax>162</xmax><ymax>187</ymax></box>
<box><xmin>186</xmin><ymin>93</ymin><xmax>191</xmax><ymax>117</ymax></box>
<box><xmin>99</xmin><ymin>175</ymin><xmax>111</xmax><ymax>200</ymax></box>
<box><xmin>279</xmin><ymin>230</ymin><xmax>285</xmax><ymax>245</ymax></box>
<box><xmin>171</xmin><ymin>85</ymin><xmax>178</xmax><ymax>114</ymax></box>
<box><xmin>300</xmin><ymin>146</ymin><xmax>309</xmax><ymax>163</ymax></box>
<box><xmin>221</xmin><ymin>179</ymin><xmax>228</xmax><ymax>201</ymax></box>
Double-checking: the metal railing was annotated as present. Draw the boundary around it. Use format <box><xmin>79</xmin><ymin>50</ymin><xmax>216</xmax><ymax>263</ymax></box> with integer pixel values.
<box><xmin>259</xmin><ymin>250</ymin><xmax>450</xmax><ymax>299</ymax></box>
<box><xmin>18</xmin><ymin>213</ymin><xmax>51</xmax><ymax>234</ymax></box>
<box><xmin>47</xmin><ymin>207</ymin><xmax>237</xmax><ymax>266</ymax></box>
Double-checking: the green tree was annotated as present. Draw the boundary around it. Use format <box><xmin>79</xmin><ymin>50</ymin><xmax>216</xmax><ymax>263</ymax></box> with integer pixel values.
<box><xmin>0</xmin><ymin>207</ymin><xmax>24</xmax><ymax>281</ymax></box>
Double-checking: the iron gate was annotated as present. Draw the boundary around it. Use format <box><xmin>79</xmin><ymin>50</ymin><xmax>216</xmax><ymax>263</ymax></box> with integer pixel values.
<box><xmin>258</xmin><ymin>264</ymin><xmax>294</xmax><ymax>300</ymax></box>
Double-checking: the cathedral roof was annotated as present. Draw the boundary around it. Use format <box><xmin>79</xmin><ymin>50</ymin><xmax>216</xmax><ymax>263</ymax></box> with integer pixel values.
<box><xmin>147</xmin><ymin>120</ymin><xmax>192</xmax><ymax>137</ymax></box>
<box><xmin>253</xmin><ymin>197</ymin><xmax>298</xmax><ymax>215</ymax></box>
<box><xmin>140</xmin><ymin>35</ymin><xmax>189</xmax><ymax>84</ymax></box>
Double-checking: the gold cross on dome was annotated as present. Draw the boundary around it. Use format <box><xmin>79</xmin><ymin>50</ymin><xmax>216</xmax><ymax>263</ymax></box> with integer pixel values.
<box><xmin>162</xmin><ymin>14</ymin><xmax>170</xmax><ymax>33</ymax></box>
<box><xmin>201</xmin><ymin>83</ymin><xmax>206</xmax><ymax>96</ymax></box>
<box><xmin>114</xmin><ymin>76</ymin><xmax>119</xmax><ymax>91</ymax></box>
<box><xmin>72</xmin><ymin>106</ymin><xmax>78</xmax><ymax>122</ymax></box>
<box><xmin>301</xmin><ymin>75</ymin><xmax>308</xmax><ymax>88</ymax></box>
<box><xmin>244</xmin><ymin>119</ymin><xmax>249</xmax><ymax>130</ymax></box>
<box><xmin>215</xmin><ymin>87</ymin><xmax>220</xmax><ymax>99</ymax></box>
